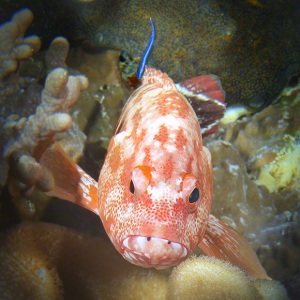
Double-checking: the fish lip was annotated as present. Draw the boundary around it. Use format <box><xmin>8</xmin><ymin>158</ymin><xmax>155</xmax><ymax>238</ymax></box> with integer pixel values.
<box><xmin>121</xmin><ymin>235</ymin><xmax>188</xmax><ymax>269</ymax></box>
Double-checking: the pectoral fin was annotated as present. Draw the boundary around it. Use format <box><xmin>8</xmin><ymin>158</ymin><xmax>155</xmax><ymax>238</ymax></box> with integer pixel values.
<box><xmin>40</xmin><ymin>142</ymin><xmax>99</xmax><ymax>215</ymax></box>
<box><xmin>198</xmin><ymin>214</ymin><xmax>270</xmax><ymax>280</ymax></box>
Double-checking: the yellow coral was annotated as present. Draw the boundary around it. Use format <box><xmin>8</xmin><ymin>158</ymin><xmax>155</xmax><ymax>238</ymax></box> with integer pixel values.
<box><xmin>255</xmin><ymin>134</ymin><xmax>300</xmax><ymax>192</ymax></box>
<box><xmin>168</xmin><ymin>256</ymin><xmax>288</xmax><ymax>300</ymax></box>
<box><xmin>167</xmin><ymin>256</ymin><xmax>260</xmax><ymax>300</ymax></box>
<box><xmin>0</xmin><ymin>223</ymin><xmax>288</xmax><ymax>300</ymax></box>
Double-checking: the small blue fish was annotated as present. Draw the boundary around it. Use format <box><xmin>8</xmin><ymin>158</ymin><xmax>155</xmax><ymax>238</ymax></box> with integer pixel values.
<box><xmin>136</xmin><ymin>18</ymin><xmax>156</xmax><ymax>79</ymax></box>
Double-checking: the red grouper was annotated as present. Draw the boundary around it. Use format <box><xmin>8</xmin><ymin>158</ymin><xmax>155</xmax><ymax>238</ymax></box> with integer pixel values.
<box><xmin>41</xmin><ymin>65</ymin><xmax>270</xmax><ymax>280</ymax></box>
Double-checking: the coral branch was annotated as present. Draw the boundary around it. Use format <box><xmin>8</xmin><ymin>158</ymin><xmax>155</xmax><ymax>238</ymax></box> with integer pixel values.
<box><xmin>0</xmin><ymin>9</ymin><xmax>40</xmax><ymax>101</ymax></box>
<box><xmin>0</xmin><ymin>9</ymin><xmax>88</xmax><ymax>198</ymax></box>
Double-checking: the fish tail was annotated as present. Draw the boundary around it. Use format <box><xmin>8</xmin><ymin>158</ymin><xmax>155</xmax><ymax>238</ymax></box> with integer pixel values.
<box><xmin>198</xmin><ymin>214</ymin><xmax>271</xmax><ymax>280</ymax></box>
<box><xmin>176</xmin><ymin>74</ymin><xmax>226</xmax><ymax>136</ymax></box>
<box><xmin>40</xmin><ymin>142</ymin><xmax>99</xmax><ymax>215</ymax></box>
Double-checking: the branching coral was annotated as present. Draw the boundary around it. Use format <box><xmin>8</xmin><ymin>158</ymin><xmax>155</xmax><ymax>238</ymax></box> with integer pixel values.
<box><xmin>0</xmin><ymin>9</ymin><xmax>88</xmax><ymax>222</ymax></box>
<box><xmin>4</xmin><ymin>66</ymin><xmax>88</xmax><ymax>192</ymax></box>
<box><xmin>0</xmin><ymin>8</ymin><xmax>40</xmax><ymax>193</ymax></box>
<box><xmin>0</xmin><ymin>9</ymin><xmax>41</xmax><ymax>102</ymax></box>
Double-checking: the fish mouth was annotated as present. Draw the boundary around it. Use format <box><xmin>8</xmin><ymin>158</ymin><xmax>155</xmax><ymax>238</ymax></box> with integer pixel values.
<box><xmin>121</xmin><ymin>235</ymin><xmax>188</xmax><ymax>269</ymax></box>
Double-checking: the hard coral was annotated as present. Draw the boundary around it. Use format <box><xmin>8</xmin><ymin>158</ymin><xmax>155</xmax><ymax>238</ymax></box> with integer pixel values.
<box><xmin>4</xmin><ymin>66</ymin><xmax>88</xmax><ymax>192</ymax></box>
<box><xmin>203</xmin><ymin>83</ymin><xmax>300</xmax><ymax>298</ymax></box>
<box><xmin>0</xmin><ymin>222</ymin><xmax>167</xmax><ymax>300</ymax></box>
<box><xmin>209</xmin><ymin>82</ymin><xmax>300</xmax><ymax>193</ymax></box>
<box><xmin>2</xmin><ymin>1</ymin><xmax>299</xmax><ymax>106</ymax></box>
<box><xmin>0</xmin><ymin>9</ymin><xmax>40</xmax><ymax>102</ymax></box>
<box><xmin>0</xmin><ymin>9</ymin><xmax>88</xmax><ymax>221</ymax></box>
<box><xmin>167</xmin><ymin>256</ymin><xmax>288</xmax><ymax>300</ymax></box>
<box><xmin>5</xmin><ymin>0</ymin><xmax>297</xmax><ymax>107</ymax></box>
<box><xmin>205</xmin><ymin>140</ymin><xmax>274</xmax><ymax>234</ymax></box>
<box><xmin>0</xmin><ymin>222</ymin><xmax>288</xmax><ymax>300</ymax></box>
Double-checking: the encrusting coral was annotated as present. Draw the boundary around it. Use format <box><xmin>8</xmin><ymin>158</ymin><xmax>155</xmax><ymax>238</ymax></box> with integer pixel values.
<box><xmin>204</xmin><ymin>83</ymin><xmax>300</xmax><ymax>234</ymax></box>
<box><xmin>3</xmin><ymin>0</ymin><xmax>299</xmax><ymax>107</ymax></box>
<box><xmin>0</xmin><ymin>222</ymin><xmax>288</xmax><ymax>300</ymax></box>
<box><xmin>203</xmin><ymin>82</ymin><xmax>300</xmax><ymax>297</ymax></box>
<box><xmin>212</xmin><ymin>82</ymin><xmax>300</xmax><ymax>193</ymax></box>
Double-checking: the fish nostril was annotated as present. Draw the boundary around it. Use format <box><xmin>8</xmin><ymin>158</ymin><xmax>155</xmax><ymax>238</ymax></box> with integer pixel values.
<box><xmin>167</xmin><ymin>241</ymin><xmax>171</xmax><ymax>244</ymax></box>
<box><xmin>147</xmin><ymin>237</ymin><xmax>151</xmax><ymax>241</ymax></box>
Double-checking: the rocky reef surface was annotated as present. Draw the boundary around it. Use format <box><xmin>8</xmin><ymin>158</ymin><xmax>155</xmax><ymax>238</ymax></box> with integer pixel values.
<box><xmin>1</xmin><ymin>0</ymin><xmax>300</xmax><ymax>108</ymax></box>
<box><xmin>0</xmin><ymin>6</ymin><xmax>299</xmax><ymax>300</ymax></box>
<box><xmin>203</xmin><ymin>83</ymin><xmax>300</xmax><ymax>297</ymax></box>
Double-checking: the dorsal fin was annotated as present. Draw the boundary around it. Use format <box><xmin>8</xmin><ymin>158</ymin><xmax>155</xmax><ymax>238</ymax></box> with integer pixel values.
<box><xmin>40</xmin><ymin>142</ymin><xmax>99</xmax><ymax>215</ymax></box>
<box><xmin>198</xmin><ymin>214</ymin><xmax>271</xmax><ymax>280</ymax></box>
<box><xmin>176</xmin><ymin>74</ymin><xmax>226</xmax><ymax>136</ymax></box>
<box><xmin>142</xmin><ymin>66</ymin><xmax>176</xmax><ymax>88</ymax></box>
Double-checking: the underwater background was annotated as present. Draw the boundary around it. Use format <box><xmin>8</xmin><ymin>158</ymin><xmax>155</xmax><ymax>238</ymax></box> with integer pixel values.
<box><xmin>0</xmin><ymin>0</ymin><xmax>299</xmax><ymax>299</ymax></box>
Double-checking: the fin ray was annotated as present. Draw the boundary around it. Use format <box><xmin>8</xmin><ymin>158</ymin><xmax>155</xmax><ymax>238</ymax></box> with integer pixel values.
<box><xmin>198</xmin><ymin>214</ymin><xmax>270</xmax><ymax>280</ymax></box>
<box><xmin>176</xmin><ymin>74</ymin><xmax>226</xmax><ymax>136</ymax></box>
<box><xmin>40</xmin><ymin>142</ymin><xmax>99</xmax><ymax>215</ymax></box>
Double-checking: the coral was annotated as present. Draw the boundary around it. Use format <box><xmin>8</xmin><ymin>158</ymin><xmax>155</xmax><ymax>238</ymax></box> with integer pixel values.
<box><xmin>2</xmin><ymin>0</ymin><xmax>299</xmax><ymax>106</ymax></box>
<box><xmin>203</xmin><ymin>82</ymin><xmax>300</xmax><ymax>298</ymax></box>
<box><xmin>168</xmin><ymin>256</ymin><xmax>259</xmax><ymax>300</ymax></box>
<box><xmin>0</xmin><ymin>9</ymin><xmax>39</xmax><ymax>192</ymax></box>
<box><xmin>66</xmin><ymin>46</ymin><xmax>132</xmax><ymax>150</ymax></box>
<box><xmin>0</xmin><ymin>222</ymin><xmax>167</xmax><ymax>300</ymax></box>
<box><xmin>0</xmin><ymin>6</ymin><xmax>299</xmax><ymax>299</ymax></box>
<box><xmin>0</xmin><ymin>8</ymin><xmax>41</xmax><ymax>193</ymax></box>
<box><xmin>0</xmin><ymin>222</ymin><xmax>287</xmax><ymax>300</ymax></box>
<box><xmin>4</xmin><ymin>66</ymin><xmax>88</xmax><ymax>192</ymax></box>
<box><xmin>45</xmin><ymin>36</ymin><xmax>69</xmax><ymax>71</ymax></box>
<box><xmin>204</xmin><ymin>140</ymin><xmax>273</xmax><ymax>234</ymax></box>
<box><xmin>255</xmin><ymin>133</ymin><xmax>300</xmax><ymax>193</ymax></box>
<box><xmin>0</xmin><ymin>9</ymin><xmax>40</xmax><ymax>102</ymax></box>
<box><xmin>208</xmin><ymin>82</ymin><xmax>300</xmax><ymax>193</ymax></box>
<box><xmin>0</xmin><ymin>10</ymin><xmax>88</xmax><ymax>222</ymax></box>
<box><xmin>253</xmin><ymin>280</ymin><xmax>290</xmax><ymax>300</ymax></box>
<box><xmin>167</xmin><ymin>256</ymin><xmax>288</xmax><ymax>300</ymax></box>
<box><xmin>204</xmin><ymin>138</ymin><xmax>300</xmax><ymax>298</ymax></box>
<box><xmin>0</xmin><ymin>8</ymin><xmax>129</xmax><ymax>225</ymax></box>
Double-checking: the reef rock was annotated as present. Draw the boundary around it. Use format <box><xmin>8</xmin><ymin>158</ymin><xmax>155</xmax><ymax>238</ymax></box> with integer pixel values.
<box><xmin>203</xmin><ymin>82</ymin><xmax>300</xmax><ymax>298</ymax></box>
<box><xmin>0</xmin><ymin>6</ymin><xmax>299</xmax><ymax>299</ymax></box>
<box><xmin>1</xmin><ymin>0</ymin><xmax>300</xmax><ymax>107</ymax></box>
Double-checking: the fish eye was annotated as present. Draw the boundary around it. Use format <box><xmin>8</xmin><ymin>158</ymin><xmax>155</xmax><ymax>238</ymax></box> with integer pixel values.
<box><xmin>119</xmin><ymin>50</ymin><xmax>131</xmax><ymax>64</ymax></box>
<box><xmin>119</xmin><ymin>51</ymin><xmax>127</xmax><ymax>63</ymax></box>
<box><xmin>182</xmin><ymin>174</ymin><xmax>200</xmax><ymax>212</ymax></box>
<box><xmin>189</xmin><ymin>188</ymin><xmax>199</xmax><ymax>203</ymax></box>
<box><xmin>129</xmin><ymin>180</ymin><xmax>135</xmax><ymax>194</ymax></box>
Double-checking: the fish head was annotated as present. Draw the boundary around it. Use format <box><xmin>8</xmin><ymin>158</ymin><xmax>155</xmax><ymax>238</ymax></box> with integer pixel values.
<box><xmin>98</xmin><ymin>67</ymin><xmax>213</xmax><ymax>269</ymax></box>
<box><xmin>120</xmin><ymin>152</ymin><xmax>212</xmax><ymax>269</ymax></box>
